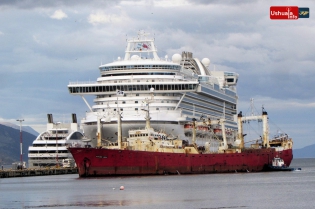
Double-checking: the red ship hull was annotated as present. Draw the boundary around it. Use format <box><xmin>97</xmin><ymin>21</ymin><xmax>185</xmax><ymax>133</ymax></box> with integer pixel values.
<box><xmin>69</xmin><ymin>147</ymin><xmax>293</xmax><ymax>177</ymax></box>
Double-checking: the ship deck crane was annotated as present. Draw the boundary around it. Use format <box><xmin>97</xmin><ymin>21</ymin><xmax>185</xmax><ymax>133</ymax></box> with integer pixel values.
<box><xmin>237</xmin><ymin>110</ymin><xmax>269</xmax><ymax>149</ymax></box>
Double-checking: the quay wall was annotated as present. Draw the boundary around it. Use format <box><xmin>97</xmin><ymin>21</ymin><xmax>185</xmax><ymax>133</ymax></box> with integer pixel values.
<box><xmin>0</xmin><ymin>168</ymin><xmax>78</xmax><ymax>178</ymax></box>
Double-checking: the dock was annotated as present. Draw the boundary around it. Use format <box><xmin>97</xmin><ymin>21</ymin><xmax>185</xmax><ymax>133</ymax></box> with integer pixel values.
<box><xmin>0</xmin><ymin>167</ymin><xmax>78</xmax><ymax>178</ymax></box>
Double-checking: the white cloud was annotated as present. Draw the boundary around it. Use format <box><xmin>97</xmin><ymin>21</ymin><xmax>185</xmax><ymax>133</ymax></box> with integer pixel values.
<box><xmin>225</xmin><ymin>33</ymin><xmax>262</xmax><ymax>48</ymax></box>
<box><xmin>32</xmin><ymin>35</ymin><xmax>48</xmax><ymax>46</ymax></box>
<box><xmin>1</xmin><ymin>0</ymin><xmax>315</xmax><ymax>149</ymax></box>
<box><xmin>50</xmin><ymin>9</ymin><xmax>68</xmax><ymax>20</ymax></box>
<box><xmin>238</xmin><ymin>96</ymin><xmax>315</xmax><ymax>112</ymax></box>
<box><xmin>120</xmin><ymin>0</ymin><xmax>190</xmax><ymax>7</ymax></box>
<box><xmin>88</xmin><ymin>11</ymin><xmax>130</xmax><ymax>25</ymax></box>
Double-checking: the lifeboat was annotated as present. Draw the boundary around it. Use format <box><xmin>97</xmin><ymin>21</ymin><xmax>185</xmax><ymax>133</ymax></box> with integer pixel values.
<box><xmin>184</xmin><ymin>124</ymin><xmax>193</xmax><ymax>129</ymax></box>
<box><xmin>197</xmin><ymin>126</ymin><xmax>209</xmax><ymax>131</ymax></box>
<box><xmin>213</xmin><ymin>129</ymin><xmax>221</xmax><ymax>134</ymax></box>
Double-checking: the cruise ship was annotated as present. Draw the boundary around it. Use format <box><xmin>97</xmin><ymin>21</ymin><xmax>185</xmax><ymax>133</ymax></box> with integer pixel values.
<box><xmin>28</xmin><ymin>114</ymin><xmax>84</xmax><ymax>168</ymax></box>
<box><xmin>67</xmin><ymin>31</ymin><xmax>239</xmax><ymax>147</ymax></box>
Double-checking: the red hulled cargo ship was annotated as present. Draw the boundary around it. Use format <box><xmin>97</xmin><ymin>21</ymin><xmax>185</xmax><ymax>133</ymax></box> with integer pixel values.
<box><xmin>68</xmin><ymin>105</ymin><xmax>293</xmax><ymax>177</ymax></box>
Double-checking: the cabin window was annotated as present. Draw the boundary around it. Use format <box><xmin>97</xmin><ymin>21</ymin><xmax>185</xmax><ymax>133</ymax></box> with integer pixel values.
<box><xmin>135</xmin><ymin>108</ymin><xmax>138</xmax><ymax>111</ymax></box>
<box><xmin>135</xmin><ymin>101</ymin><xmax>138</xmax><ymax>103</ymax></box>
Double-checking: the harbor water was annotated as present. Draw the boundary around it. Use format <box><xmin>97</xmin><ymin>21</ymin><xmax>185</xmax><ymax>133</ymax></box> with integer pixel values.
<box><xmin>0</xmin><ymin>158</ymin><xmax>314</xmax><ymax>209</ymax></box>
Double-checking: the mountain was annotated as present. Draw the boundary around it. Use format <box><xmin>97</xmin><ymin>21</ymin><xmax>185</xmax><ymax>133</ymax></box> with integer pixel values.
<box><xmin>0</xmin><ymin>122</ymin><xmax>312</xmax><ymax>165</ymax></box>
<box><xmin>0</xmin><ymin>122</ymin><xmax>39</xmax><ymax>136</ymax></box>
<box><xmin>0</xmin><ymin>124</ymin><xmax>36</xmax><ymax>165</ymax></box>
<box><xmin>293</xmin><ymin>144</ymin><xmax>315</xmax><ymax>158</ymax></box>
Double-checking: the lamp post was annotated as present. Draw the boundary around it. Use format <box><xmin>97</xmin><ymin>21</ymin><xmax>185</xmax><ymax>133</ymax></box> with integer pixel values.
<box><xmin>54</xmin><ymin>122</ymin><xmax>61</xmax><ymax>168</ymax></box>
<box><xmin>16</xmin><ymin>119</ymin><xmax>24</xmax><ymax>169</ymax></box>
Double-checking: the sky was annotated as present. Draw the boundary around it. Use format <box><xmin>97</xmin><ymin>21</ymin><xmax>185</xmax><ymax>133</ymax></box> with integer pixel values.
<box><xmin>0</xmin><ymin>0</ymin><xmax>314</xmax><ymax>149</ymax></box>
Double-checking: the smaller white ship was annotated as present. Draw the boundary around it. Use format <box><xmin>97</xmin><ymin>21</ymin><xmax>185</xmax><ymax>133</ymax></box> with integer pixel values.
<box><xmin>28</xmin><ymin>114</ymin><xmax>84</xmax><ymax>168</ymax></box>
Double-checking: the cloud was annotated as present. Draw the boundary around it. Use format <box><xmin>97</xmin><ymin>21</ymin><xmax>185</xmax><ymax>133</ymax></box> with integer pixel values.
<box><xmin>238</xmin><ymin>96</ymin><xmax>315</xmax><ymax>113</ymax></box>
<box><xmin>1</xmin><ymin>0</ymin><xmax>314</xmax><ymax>150</ymax></box>
<box><xmin>0</xmin><ymin>0</ymin><xmax>119</xmax><ymax>9</ymax></box>
<box><xmin>50</xmin><ymin>9</ymin><xmax>68</xmax><ymax>20</ymax></box>
<box><xmin>32</xmin><ymin>35</ymin><xmax>48</xmax><ymax>46</ymax></box>
<box><xmin>87</xmin><ymin>11</ymin><xmax>130</xmax><ymax>25</ymax></box>
<box><xmin>120</xmin><ymin>0</ymin><xmax>190</xmax><ymax>7</ymax></box>
<box><xmin>225</xmin><ymin>33</ymin><xmax>262</xmax><ymax>48</ymax></box>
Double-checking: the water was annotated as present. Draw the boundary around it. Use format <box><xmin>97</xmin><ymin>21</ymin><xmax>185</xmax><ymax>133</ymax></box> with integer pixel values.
<box><xmin>0</xmin><ymin>158</ymin><xmax>314</xmax><ymax>209</ymax></box>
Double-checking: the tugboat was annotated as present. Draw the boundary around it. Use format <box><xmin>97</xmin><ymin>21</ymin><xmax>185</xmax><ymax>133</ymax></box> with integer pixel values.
<box><xmin>266</xmin><ymin>157</ymin><xmax>296</xmax><ymax>171</ymax></box>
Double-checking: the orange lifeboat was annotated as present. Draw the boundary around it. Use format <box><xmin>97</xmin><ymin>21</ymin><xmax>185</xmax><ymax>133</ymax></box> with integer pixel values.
<box><xmin>197</xmin><ymin>126</ymin><xmax>209</xmax><ymax>131</ymax></box>
<box><xmin>214</xmin><ymin>129</ymin><xmax>221</xmax><ymax>134</ymax></box>
<box><xmin>184</xmin><ymin>124</ymin><xmax>193</xmax><ymax>129</ymax></box>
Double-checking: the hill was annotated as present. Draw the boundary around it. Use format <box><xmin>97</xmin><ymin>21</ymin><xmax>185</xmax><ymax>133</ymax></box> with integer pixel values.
<box><xmin>293</xmin><ymin>144</ymin><xmax>315</xmax><ymax>158</ymax></box>
<box><xmin>0</xmin><ymin>122</ymin><xmax>39</xmax><ymax>136</ymax></box>
<box><xmin>0</xmin><ymin>124</ymin><xmax>36</xmax><ymax>165</ymax></box>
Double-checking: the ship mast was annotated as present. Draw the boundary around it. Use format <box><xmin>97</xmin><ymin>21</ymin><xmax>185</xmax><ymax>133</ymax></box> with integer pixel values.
<box><xmin>96</xmin><ymin>114</ymin><xmax>102</xmax><ymax>147</ymax></box>
<box><xmin>237</xmin><ymin>109</ymin><xmax>270</xmax><ymax>148</ymax></box>
<box><xmin>192</xmin><ymin>118</ymin><xmax>197</xmax><ymax>144</ymax></box>
<box><xmin>143</xmin><ymin>88</ymin><xmax>155</xmax><ymax>130</ymax></box>
<box><xmin>116</xmin><ymin>90</ymin><xmax>124</xmax><ymax>149</ymax></box>
<box><xmin>117</xmin><ymin>109</ymin><xmax>122</xmax><ymax>149</ymax></box>
<box><xmin>237</xmin><ymin>112</ymin><xmax>244</xmax><ymax>149</ymax></box>
<box><xmin>124</xmin><ymin>31</ymin><xmax>159</xmax><ymax>61</ymax></box>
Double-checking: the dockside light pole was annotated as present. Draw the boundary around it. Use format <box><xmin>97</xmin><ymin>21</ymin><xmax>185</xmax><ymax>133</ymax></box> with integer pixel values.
<box><xmin>54</xmin><ymin>122</ymin><xmax>61</xmax><ymax>168</ymax></box>
<box><xmin>16</xmin><ymin>119</ymin><xmax>24</xmax><ymax>169</ymax></box>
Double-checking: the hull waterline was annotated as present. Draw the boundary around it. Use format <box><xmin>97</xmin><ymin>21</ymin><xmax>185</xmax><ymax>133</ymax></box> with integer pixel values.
<box><xmin>69</xmin><ymin>147</ymin><xmax>293</xmax><ymax>177</ymax></box>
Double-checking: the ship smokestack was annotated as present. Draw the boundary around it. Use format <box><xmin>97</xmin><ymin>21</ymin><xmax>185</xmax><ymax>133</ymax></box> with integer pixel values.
<box><xmin>72</xmin><ymin>113</ymin><xmax>77</xmax><ymax>123</ymax></box>
<box><xmin>47</xmin><ymin>114</ymin><xmax>53</xmax><ymax>124</ymax></box>
<box><xmin>182</xmin><ymin>51</ymin><xmax>193</xmax><ymax>59</ymax></box>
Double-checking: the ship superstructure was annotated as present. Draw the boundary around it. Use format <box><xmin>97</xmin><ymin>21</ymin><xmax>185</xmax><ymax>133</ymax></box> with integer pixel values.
<box><xmin>28</xmin><ymin>114</ymin><xmax>84</xmax><ymax>168</ymax></box>
<box><xmin>68</xmin><ymin>31</ymin><xmax>239</xmax><ymax>147</ymax></box>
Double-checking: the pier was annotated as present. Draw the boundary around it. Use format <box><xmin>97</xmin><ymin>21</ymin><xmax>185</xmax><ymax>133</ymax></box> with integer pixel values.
<box><xmin>0</xmin><ymin>167</ymin><xmax>78</xmax><ymax>178</ymax></box>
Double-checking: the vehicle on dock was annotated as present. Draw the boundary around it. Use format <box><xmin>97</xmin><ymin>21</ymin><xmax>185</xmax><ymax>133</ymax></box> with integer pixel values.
<box><xmin>62</xmin><ymin>158</ymin><xmax>76</xmax><ymax>168</ymax></box>
<box><xmin>12</xmin><ymin>162</ymin><xmax>26</xmax><ymax>170</ymax></box>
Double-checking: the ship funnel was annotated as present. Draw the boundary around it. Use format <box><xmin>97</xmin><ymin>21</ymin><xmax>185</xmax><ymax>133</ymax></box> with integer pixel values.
<box><xmin>47</xmin><ymin>114</ymin><xmax>53</xmax><ymax>124</ymax></box>
<box><xmin>182</xmin><ymin>51</ymin><xmax>193</xmax><ymax>59</ymax></box>
<box><xmin>72</xmin><ymin>113</ymin><xmax>77</xmax><ymax>123</ymax></box>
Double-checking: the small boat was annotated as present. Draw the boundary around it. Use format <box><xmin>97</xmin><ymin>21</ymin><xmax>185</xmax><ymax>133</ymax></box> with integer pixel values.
<box><xmin>266</xmin><ymin>157</ymin><xmax>294</xmax><ymax>171</ymax></box>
